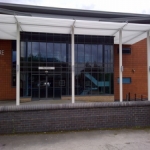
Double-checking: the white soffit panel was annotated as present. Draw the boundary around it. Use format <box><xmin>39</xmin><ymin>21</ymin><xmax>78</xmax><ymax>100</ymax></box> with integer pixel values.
<box><xmin>16</xmin><ymin>16</ymin><xmax>74</xmax><ymax>27</ymax></box>
<box><xmin>0</xmin><ymin>14</ymin><xmax>16</xmax><ymax>23</ymax></box>
<box><xmin>75</xmin><ymin>28</ymin><xmax>116</xmax><ymax>36</ymax></box>
<box><xmin>124</xmin><ymin>32</ymin><xmax>147</xmax><ymax>45</ymax></box>
<box><xmin>124</xmin><ymin>23</ymin><xmax>150</xmax><ymax>31</ymax></box>
<box><xmin>21</xmin><ymin>24</ymin><xmax>71</xmax><ymax>34</ymax></box>
<box><xmin>0</xmin><ymin>14</ymin><xmax>150</xmax><ymax>44</ymax></box>
<box><xmin>75</xmin><ymin>20</ymin><xmax>126</xmax><ymax>30</ymax></box>
<box><xmin>0</xmin><ymin>30</ymin><xmax>16</xmax><ymax>39</ymax></box>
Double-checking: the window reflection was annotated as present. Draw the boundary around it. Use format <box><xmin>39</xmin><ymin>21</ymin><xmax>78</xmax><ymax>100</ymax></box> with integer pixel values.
<box><xmin>20</xmin><ymin>33</ymin><xmax>114</xmax><ymax>98</ymax></box>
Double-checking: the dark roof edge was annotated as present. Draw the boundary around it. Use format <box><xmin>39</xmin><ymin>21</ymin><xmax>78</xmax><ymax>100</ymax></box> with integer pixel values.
<box><xmin>0</xmin><ymin>2</ymin><xmax>150</xmax><ymax>18</ymax></box>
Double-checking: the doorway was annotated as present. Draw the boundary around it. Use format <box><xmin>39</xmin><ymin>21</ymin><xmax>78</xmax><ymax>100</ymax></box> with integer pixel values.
<box><xmin>32</xmin><ymin>73</ymin><xmax>61</xmax><ymax>100</ymax></box>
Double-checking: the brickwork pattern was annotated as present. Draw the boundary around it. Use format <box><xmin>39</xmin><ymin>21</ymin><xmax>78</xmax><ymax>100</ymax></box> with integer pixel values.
<box><xmin>114</xmin><ymin>39</ymin><xmax>148</xmax><ymax>100</ymax></box>
<box><xmin>0</xmin><ymin>102</ymin><xmax>150</xmax><ymax>134</ymax></box>
<box><xmin>0</xmin><ymin>40</ymin><xmax>16</xmax><ymax>100</ymax></box>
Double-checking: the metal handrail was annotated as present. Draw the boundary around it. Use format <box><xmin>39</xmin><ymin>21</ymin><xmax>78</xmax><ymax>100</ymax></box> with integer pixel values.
<box><xmin>126</xmin><ymin>93</ymin><xmax>148</xmax><ymax>101</ymax></box>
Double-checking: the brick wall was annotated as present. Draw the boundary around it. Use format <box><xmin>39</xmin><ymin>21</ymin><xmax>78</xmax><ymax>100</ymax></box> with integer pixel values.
<box><xmin>114</xmin><ymin>39</ymin><xmax>147</xmax><ymax>101</ymax></box>
<box><xmin>0</xmin><ymin>102</ymin><xmax>150</xmax><ymax>134</ymax></box>
<box><xmin>0</xmin><ymin>40</ymin><xmax>16</xmax><ymax>100</ymax></box>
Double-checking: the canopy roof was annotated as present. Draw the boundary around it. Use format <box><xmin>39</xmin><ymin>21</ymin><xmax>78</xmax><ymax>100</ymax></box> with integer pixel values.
<box><xmin>0</xmin><ymin>14</ymin><xmax>150</xmax><ymax>44</ymax></box>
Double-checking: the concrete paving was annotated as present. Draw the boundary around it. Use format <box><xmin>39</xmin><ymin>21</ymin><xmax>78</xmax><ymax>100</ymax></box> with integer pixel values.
<box><xmin>0</xmin><ymin>100</ymin><xmax>84</xmax><ymax>106</ymax></box>
<box><xmin>0</xmin><ymin>129</ymin><xmax>150</xmax><ymax>150</ymax></box>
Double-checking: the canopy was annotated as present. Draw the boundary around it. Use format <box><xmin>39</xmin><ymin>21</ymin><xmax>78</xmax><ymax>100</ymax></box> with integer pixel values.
<box><xmin>0</xmin><ymin>14</ymin><xmax>150</xmax><ymax>44</ymax></box>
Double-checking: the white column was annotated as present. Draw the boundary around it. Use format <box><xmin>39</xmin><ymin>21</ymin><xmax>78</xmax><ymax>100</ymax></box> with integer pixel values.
<box><xmin>119</xmin><ymin>30</ymin><xmax>123</xmax><ymax>102</ymax></box>
<box><xmin>71</xmin><ymin>26</ymin><xmax>75</xmax><ymax>103</ymax></box>
<box><xmin>16</xmin><ymin>23</ymin><xmax>20</xmax><ymax>106</ymax></box>
<box><xmin>147</xmin><ymin>31</ymin><xmax>150</xmax><ymax>101</ymax></box>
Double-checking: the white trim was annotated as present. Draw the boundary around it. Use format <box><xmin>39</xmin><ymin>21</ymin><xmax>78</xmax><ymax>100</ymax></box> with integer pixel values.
<box><xmin>119</xmin><ymin>30</ymin><xmax>123</xmax><ymax>102</ymax></box>
<box><xmin>16</xmin><ymin>23</ymin><xmax>20</xmax><ymax>106</ymax></box>
<box><xmin>71</xmin><ymin>26</ymin><xmax>75</xmax><ymax>104</ymax></box>
<box><xmin>147</xmin><ymin>31</ymin><xmax>150</xmax><ymax>101</ymax></box>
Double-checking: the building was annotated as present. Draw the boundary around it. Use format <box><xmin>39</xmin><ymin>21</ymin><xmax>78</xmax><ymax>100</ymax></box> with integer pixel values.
<box><xmin>0</xmin><ymin>2</ymin><xmax>150</xmax><ymax>105</ymax></box>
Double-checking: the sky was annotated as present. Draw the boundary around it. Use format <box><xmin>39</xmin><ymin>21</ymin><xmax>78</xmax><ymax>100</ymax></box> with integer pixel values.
<box><xmin>0</xmin><ymin>0</ymin><xmax>150</xmax><ymax>14</ymax></box>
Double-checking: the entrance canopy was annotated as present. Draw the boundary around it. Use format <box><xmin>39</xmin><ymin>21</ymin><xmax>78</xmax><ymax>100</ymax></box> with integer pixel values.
<box><xmin>0</xmin><ymin>14</ymin><xmax>150</xmax><ymax>44</ymax></box>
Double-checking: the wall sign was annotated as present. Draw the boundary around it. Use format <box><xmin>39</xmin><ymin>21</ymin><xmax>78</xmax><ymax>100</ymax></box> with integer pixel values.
<box><xmin>0</xmin><ymin>50</ymin><xmax>4</xmax><ymax>55</ymax></box>
<box><xmin>38</xmin><ymin>66</ymin><xmax>55</xmax><ymax>70</ymax></box>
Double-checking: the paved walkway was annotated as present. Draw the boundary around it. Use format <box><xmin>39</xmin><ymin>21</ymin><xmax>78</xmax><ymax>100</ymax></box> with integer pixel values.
<box><xmin>0</xmin><ymin>129</ymin><xmax>150</xmax><ymax>150</ymax></box>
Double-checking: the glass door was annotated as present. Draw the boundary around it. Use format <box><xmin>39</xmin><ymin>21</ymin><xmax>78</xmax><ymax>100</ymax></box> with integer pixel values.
<box><xmin>32</xmin><ymin>73</ymin><xmax>61</xmax><ymax>100</ymax></box>
<box><xmin>39</xmin><ymin>75</ymin><xmax>47</xmax><ymax>99</ymax></box>
<box><xmin>47</xmin><ymin>74</ymin><xmax>53</xmax><ymax>99</ymax></box>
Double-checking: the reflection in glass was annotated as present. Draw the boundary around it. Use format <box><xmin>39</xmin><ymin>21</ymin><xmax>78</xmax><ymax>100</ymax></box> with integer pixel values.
<box><xmin>20</xmin><ymin>32</ymin><xmax>114</xmax><ymax>99</ymax></box>
<box><xmin>32</xmin><ymin>42</ymin><xmax>39</xmax><ymax>62</ymax></box>
<box><xmin>40</xmin><ymin>42</ymin><xmax>46</xmax><ymax>62</ymax></box>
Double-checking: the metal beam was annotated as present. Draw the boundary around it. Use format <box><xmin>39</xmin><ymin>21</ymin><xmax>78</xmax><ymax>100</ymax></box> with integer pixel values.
<box><xmin>16</xmin><ymin>23</ymin><xmax>20</xmax><ymax>106</ymax></box>
<box><xmin>71</xmin><ymin>25</ymin><xmax>75</xmax><ymax>104</ymax></box>
<box><xmin>147</xmin><ymin>31</ymin><xmax>150</xmax><ymax>101</ymax></box>
<box><xmin>14</xmin><ymin>16</ymin><xmax>23</xmax><ymax>31</ymax></box>
<box><xmin>119</xmin><ymin>30</ymin><xmax>123</xmax><ymax>102</ymax></box>
<box><xmin>70</xmin><ymin>20</ymin><xmax>76</xmax><ymax>33</ymax></box>
<box><xmin>112</xmin><ymin>22</ymin><xmax>128</xmax><ymax>36</ymax></box>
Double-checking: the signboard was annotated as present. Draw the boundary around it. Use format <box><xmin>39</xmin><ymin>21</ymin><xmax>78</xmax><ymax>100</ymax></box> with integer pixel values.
<box><xmin>38</xmin><ymin>67</ymin><xmax>55</xmax><ymax>70</ymax></box>
<box><xmin>0</xmin><ymin>50</ymin><xmax>4</xmax><ymax>55</ymax></box>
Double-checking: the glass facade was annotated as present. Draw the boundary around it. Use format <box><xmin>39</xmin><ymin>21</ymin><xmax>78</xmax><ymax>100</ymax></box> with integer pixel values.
<box><xmin>20</xmin><ymin>32</ymin><xmax>114</xmax><ymax>99</ymax></box>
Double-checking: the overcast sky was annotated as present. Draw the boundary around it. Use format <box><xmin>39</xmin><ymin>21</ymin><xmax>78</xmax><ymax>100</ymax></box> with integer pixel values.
<box><xmin>0</xmin><ymin>0</ymin><xmax>150</xmax><ymax>14</ymax></box>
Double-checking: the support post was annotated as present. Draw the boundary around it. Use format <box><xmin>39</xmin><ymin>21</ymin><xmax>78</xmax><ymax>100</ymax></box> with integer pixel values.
<box><xmin>119</xmin><ymin>30</ymin><xmax>123</xmax><ymax>102</ymax></box>
<box><xmin>16</xmin><ymin>23</ymin><xmax>20</xmax><ymax>106</ymax></box>
<box><xmin>71</xmin><ymin>26</ymin><xmax>75</xmax><ymax>103</ymax></box>
<box><xmin>147</xmin><ymin>31</ymin><xmax>150</xmax><ymax>101</ymax></box>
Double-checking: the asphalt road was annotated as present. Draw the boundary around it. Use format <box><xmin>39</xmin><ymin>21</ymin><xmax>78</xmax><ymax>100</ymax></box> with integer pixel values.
<box><xmin>0</xmin><ymin>129</ymin><xmax>150</xmax><ymax>150</ymax></box>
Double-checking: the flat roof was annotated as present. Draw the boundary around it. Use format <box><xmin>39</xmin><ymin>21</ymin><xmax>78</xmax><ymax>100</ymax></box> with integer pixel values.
<box><xmin>1</xmin><ymin>2</ymin><xmax>150</xmax><ymax>24</ymax></box>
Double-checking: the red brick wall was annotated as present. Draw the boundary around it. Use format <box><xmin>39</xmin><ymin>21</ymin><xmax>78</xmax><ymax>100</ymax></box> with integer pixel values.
<box><xmin>114</xmin><ymin>39</ymin><xmax>147</xmax><ymax>101</ymax></box>
<box><xmin>0</xmin><ymin>40</ymin><xmax>16</xmax><ymax>100</ymax></box>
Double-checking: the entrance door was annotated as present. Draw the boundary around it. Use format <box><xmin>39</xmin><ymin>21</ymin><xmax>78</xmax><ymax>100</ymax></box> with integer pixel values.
<box><xmin>32</xmin><ymin>74</ymin><xmax>61</xmax><ymax>100</ymax></box>
<box><xmin>40</xmin><ymin>74</ymin><xmax>53</xmax><ymax>99</ymax></box>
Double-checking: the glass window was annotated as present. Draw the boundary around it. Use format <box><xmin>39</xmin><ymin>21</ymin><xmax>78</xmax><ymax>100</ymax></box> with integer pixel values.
<box><xmin>40</xmin><ymin>42</ymin><xmax>46</xmax><ymax>62</ymax></box>
<box><xmin>118</xmin><ymin>77</ymin><xmax>131</xmax><ymax>84</ymax></box>
<box><xmin>12</xmin><ymin>40</ymin><xmax>16</xmax><ymax>87</ymax></box>
<box><xmin>19</xmin><ymin>32</ymin><xmax>114</xmax><ymax>98</ymax></box>
<box><xmin>32</xmin><ymin>42</ymin><xmax>39</xmax><ymax>62</ymax></box>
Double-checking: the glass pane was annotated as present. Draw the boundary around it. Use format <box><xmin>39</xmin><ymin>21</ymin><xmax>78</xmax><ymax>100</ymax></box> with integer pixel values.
<box><xmin>32</xmin><ymin>42</ymin><xmax>39</xmax><ymax>62</ymax></box>
<box><xmin>78</xmin><ymin>44</ymin><xmax>84</xmax><ymax>63</ymax></box>
<box><xmin>32</xmin><ymin>75</ymin><xmax>39</xmax><ymax>98</ymax></box>
<box><xmin>98</xmin><ymin>44</ymin><xmax>103</xmax><ymax>63</ymax></box>
<box><xmin>47</xmin><ymin>43</ymin><xmax>54</xmax><ymax>62</ymax></box>
<box><xmin>20</xmin><ymin>41</ymin><xmax>26</xmax><ymax>61</ymax></box>
<box><xmin>27</xmin><ymin>42</ymin><xmax>32</xmax><ymax>61</ymax></box>
<box><xmin>40</xmin><ymin>42</ymin><xmax>46</xmax><ymax>62</ymax></box>
<box><xmin>54</xmin><ymin>43</ymin><xmax>61</xmax><ymax>62</ymax></box>
<box><xmin>85</xmin><ymin>44</ymin><xmax>91</xmax><ymax>63</ymax></box>
<box><xmin>47</xmin><ymin>75</ymin><xmax>53</xmax><ymax>98</ymax></box>
<box><xmin>62</xmin><ymin>43</ymin><xmax>66</xmax><ymax>62</ymax></box>
<box><xmin>92</xmin><ymin>44</ymin><xmax>97</xmax><ymax>64</ymax></box>
<box><xmin>40</xmin><ymin>75</ymin><xmax>46</xmax><ymax>98</ymax></box>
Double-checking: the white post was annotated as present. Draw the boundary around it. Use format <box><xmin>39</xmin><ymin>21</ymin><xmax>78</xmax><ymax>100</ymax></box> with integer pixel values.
<box><xmin>119</xmin><ymin>30</ymin><xmax>123</xmax><ymax>102</ymax></box>
<box><xmin>147</xmin><ymin>31</ymin><xmax>150</xmax><ymax>101</ymax></box>
<box><xmin>71</xmin><ymin>26</ymin><xmax>75</xmax><ymax>103</ymax></box>
<box><xmin>16</xmin><ymin>23</ymin><xmax>20</xmax><ymax>106</ymax></box>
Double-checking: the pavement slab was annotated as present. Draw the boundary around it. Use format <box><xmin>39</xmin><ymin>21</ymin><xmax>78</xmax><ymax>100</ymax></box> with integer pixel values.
<box><xmin>0</xmin><ymin>129</ymin><xmax>150</xmax><ymax>150</ymax></box>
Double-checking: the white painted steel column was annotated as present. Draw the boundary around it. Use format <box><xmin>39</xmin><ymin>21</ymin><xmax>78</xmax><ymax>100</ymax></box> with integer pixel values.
<box><xmin>147</xmin><ymin>31</ymin><xmax>150</xmax><ymax>101</ymax></box>
<box><xmin>119</xmin><ymin>30</ymin><xmax>123</xmax><ymax>102</ymax></box>
<box><xmin>71</xmin><ymin>26</ymin><xmax>75</xmax><ymax>103</ymax></box>
<box><xmin>16</xmin><ymin>23</ymin><xmax>20</xmax><ymax>106</ymax></box>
